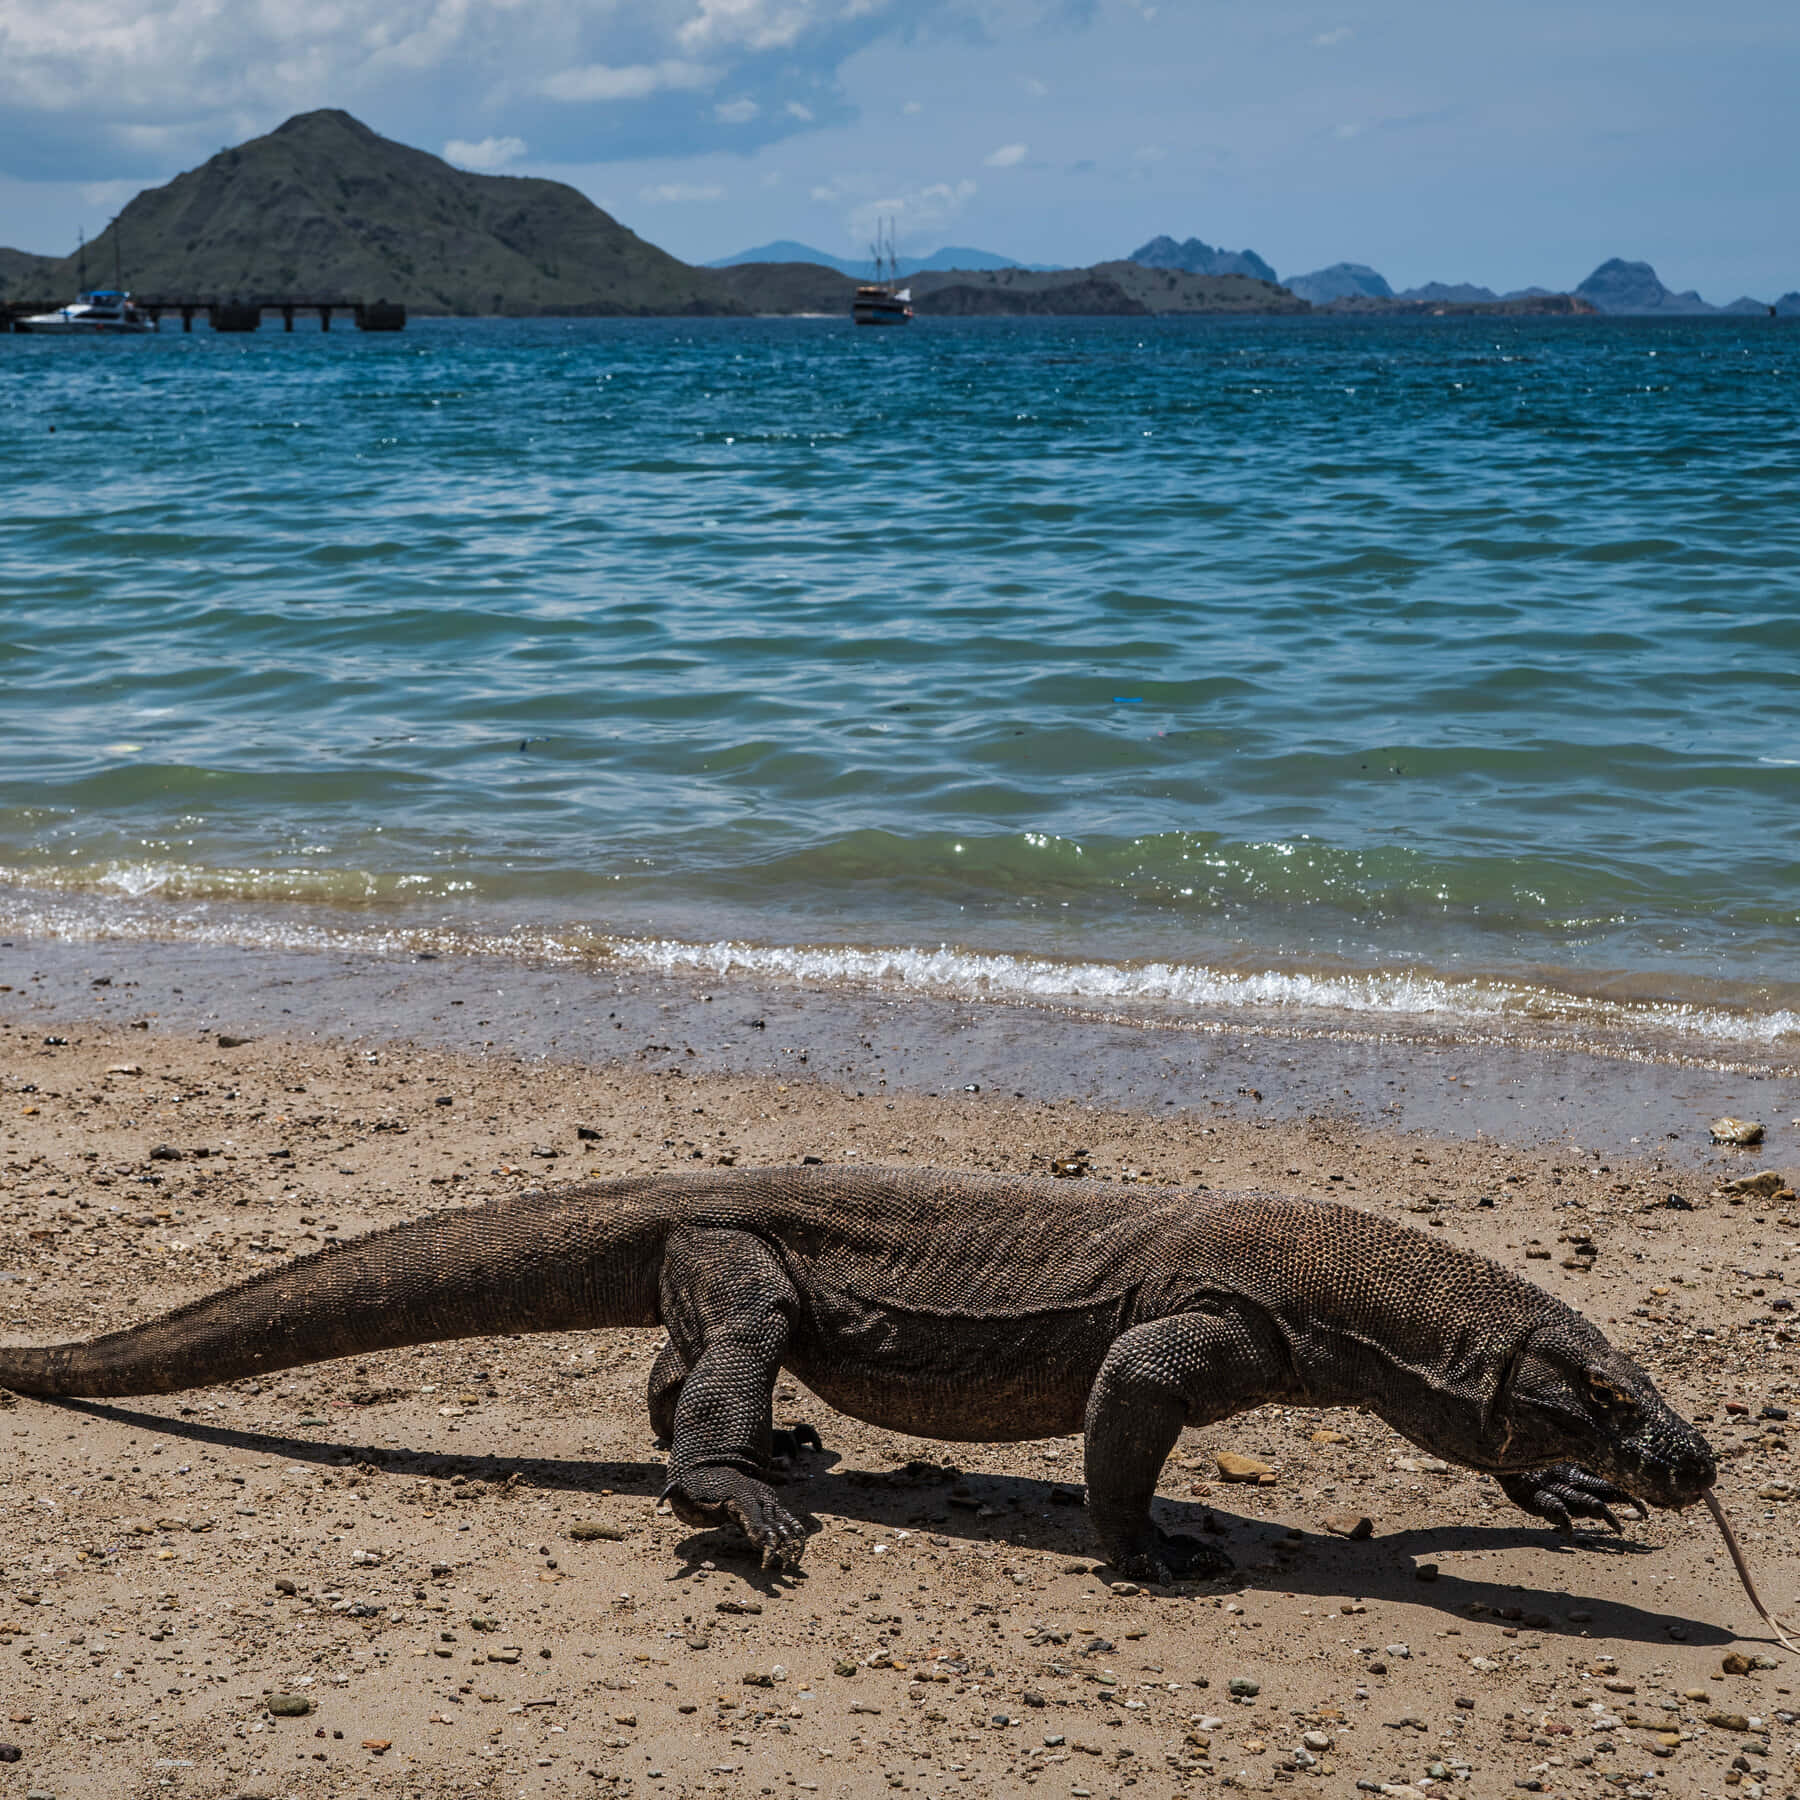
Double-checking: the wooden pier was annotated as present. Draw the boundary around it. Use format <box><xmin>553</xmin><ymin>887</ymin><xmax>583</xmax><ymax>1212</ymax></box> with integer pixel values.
<box><xmin>1</xmin><ymin>297</ymin><xmax>406</xmax><ymax>334</ymax></box>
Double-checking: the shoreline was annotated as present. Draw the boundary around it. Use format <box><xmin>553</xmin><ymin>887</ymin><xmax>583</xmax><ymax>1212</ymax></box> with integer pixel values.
<box><xmin>5</xmin><ymin>926</ymin><xmax>1797</xmax><ymax>1168</ymax></box>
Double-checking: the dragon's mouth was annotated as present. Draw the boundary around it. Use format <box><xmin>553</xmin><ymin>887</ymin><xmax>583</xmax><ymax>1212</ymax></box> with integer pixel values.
<box><xmin>1601</xmin><ymin>1421</ymin><xmax>1716</xmax><ymax>1510</ymax></box>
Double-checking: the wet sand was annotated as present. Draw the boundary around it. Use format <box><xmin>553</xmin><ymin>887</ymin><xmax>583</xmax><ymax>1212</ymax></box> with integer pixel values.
<box><xmin>2</xmin><ymin>952</ymin><xmax>1800</xmax><ymax>1799</ymax></box>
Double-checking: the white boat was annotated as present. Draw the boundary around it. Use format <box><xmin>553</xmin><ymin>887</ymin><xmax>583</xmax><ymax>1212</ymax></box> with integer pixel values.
<box><xmin>19</xmin><ymin>288</ymin><xmax>154</xmax><ymax>335</ymax></box>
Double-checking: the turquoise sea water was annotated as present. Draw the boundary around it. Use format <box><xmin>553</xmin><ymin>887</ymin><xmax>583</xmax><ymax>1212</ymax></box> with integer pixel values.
<box><xmin>3</xmin><ymin>315</ymin><xmax>1797</xmax><ymax>1055</ymax></box>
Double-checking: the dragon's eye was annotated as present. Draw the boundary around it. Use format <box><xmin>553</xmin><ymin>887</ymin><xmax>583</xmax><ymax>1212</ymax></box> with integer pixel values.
<box><xmin>1584</xmin><ymin>1370</ymin><xmax>1635</xmax><ymax>1411</ymax></box>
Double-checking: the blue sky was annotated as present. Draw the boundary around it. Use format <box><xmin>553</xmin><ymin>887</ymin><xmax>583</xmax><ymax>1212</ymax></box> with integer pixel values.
<box><xmin>1</xmin><ymin>0</ymin><xmax>1796</xmax><ymax>299</ymax></box>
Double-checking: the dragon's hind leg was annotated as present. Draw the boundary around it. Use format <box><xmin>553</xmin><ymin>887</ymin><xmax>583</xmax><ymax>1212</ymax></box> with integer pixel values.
<box><xmin>656</xmin><ymin>1227</ymin><xmax>809</xmax><ymax>1568</ymax></box>
<box><xmin>1084</xmin><ymin>1301</ymin><xmax>1292</xmax><ymax>1582</ymax></box>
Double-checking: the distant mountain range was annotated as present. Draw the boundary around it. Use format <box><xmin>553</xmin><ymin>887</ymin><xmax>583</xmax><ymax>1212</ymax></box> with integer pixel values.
<box><xmin>4</xmin><ymin>120</ymin><xmax>1795</xmax><ymax>322</ymax></box>
<box><xmin>1128</xmin><ymin>233</ymin><xmax>1800</xmax><ymax>315</ymax></box>
<box><xmin>708</xmin><ymin>241</ymin><xmax>1061</xmax><ymax>277</ymax></box>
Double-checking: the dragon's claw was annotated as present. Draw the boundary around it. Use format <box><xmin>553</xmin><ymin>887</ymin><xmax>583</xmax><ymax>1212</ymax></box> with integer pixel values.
<box><xmin>1499</xmin><ymin>1463</ymin><xmax>1646</xmax><ymax>1535</ymax></box>
<box><xmin>1113</xmin><ymin>1527</ymin><xmax>1234</xmax><ymax>1584</ymax></box>
<box><xmin>771</xmin><ymin>1422</ymin><xmax>824</xmax><ymax>1461</ymax></box>
<box><xmin>665</xmin><ymin>1468</ymin><xmax>809</xmax><ymax>1568</ymax></box>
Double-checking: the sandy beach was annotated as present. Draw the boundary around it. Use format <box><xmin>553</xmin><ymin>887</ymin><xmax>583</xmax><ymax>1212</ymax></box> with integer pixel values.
<box><xmin>1</xmin><ymin>976</ymin><xmax>1799</xmax><ymax>1800</ymax></box>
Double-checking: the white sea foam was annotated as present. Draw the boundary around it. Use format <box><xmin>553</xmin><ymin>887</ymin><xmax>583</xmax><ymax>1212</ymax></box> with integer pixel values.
<box><xmin>605</xmin><ymin>935</ymin><xmax>1800</xmax><ymax>1049</ymax></box>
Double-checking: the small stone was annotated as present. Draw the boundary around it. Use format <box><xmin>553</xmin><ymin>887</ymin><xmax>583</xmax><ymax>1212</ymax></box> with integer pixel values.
<box><xmin>216</xmin><ymin>1033</ymin><xmax>253</xmax><ymax>1048</ymax></box>
<box><xmin>568</xmin><ymin>1522</ymin><xmax>629</xmax><ymax>1541</ymax></box>
<box><xmin>266</xmin><ymin>1694</ymin><xmax>313</xmax><ymax>1717</ymax></box>
<box><xmin>148</xmin><ymin>1143</ymin><xmax>183</xmax><ymax>1161</ymax></box>
<box><xmin>715</xmin><ymin>1599</ymin><xmax>763</xmax><ymax>1615</ymax></box>
<box><xmin>1311</xmin><ymin>1429</ymin><xmax>1349</xmax><ymax>1445</ymax></box>
<box><xmin>1723</xmin><ymin>1171</ymin><xmax>1785</xmax><ymax>1197</ymax></box>
<box><xmin>106</xmin><ymin>1062</ymin><xmax>142</xmax><ymax>1075</ymax></box>
<box><xmin>486</xmin><ymin>1647</ymin><xmax>522</xmax><ymax>1664</ymax></box>
<box><xmin>1706</xmin><ymin>1711</ymin><xmax>1751</xmax><ymax>1731</ymax></box>
<box><xmin>1724</xmin><ymin>1653</ymin><xmax>1755</xmax><ymax>1674</ymax></box>
<box><xmin>834</xmin><ymin>1661</ymin><xmax>858</xmax><ymax>1677</ymax></box>
<box><xmin>577</xmin><ymin>1126</ymin><xmax>603</xmax><ymax>1140</ymax></box>
<box><xmin>1215</xmin><ymin>1451</ymin><xmax>1276</xmax><ymax>1483</ymax></box>
<box><xmin>1414</xmin><ymin>1562</ymin><xmax>1439</xmax><ymax>1582</ymax></box>
<box><xmin>1023</xmin><ymin>1689</ymin><xmax>1047</xmax><ymax>1707</ymax></box>
<box><xmin>1228</xmin><ymin>1677</ymin><xmax>1260</xmax><ymax>1697</ymax></box>
<box><xmin>1711</xmin><ymin>1117</ymin><xmax>1765</xmax><ymax>1146</ymax></box>
<box><xmin>0</xmin><ymin>1746</ymin><xmax>19</xmax><ymax>1764</ymax></box>
<box><xmin>1324</xmin><ymin>1511</ymin><xmax>1373</xmax><ymax>1540</ymax></box>
<box><xmin>1109</xmin><ymin>1581</ymin><xmax>1140</xmax><ymax>1597</ymax></box>
<box><xmin>742</xmin><ymin>1672</ymin><xmax>775</xmax><ymax>1688</ymax></box>
<box><xmin>273</xmin><ymin>1578</ymin><xmax>297</xmax><ymax>1595</ymax></box>
<box><xmin>1302</xmin><ymin>1731</ymin><xmax>1333</xmax><ymax>1752</ymax></box>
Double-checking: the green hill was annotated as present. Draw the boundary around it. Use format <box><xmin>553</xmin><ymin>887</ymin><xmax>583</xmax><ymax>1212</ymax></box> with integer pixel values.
<box><xmin>0</xmin><ymin>110</ymin><xmax>738</xmax><ymax>316</ymax></box>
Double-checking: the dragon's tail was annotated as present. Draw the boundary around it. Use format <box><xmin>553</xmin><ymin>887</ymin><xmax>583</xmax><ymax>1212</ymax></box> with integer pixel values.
<box><xmin>0</xmin><ymin>1184</ymin><xmax>664</xmax><ymax>1397</ymax></box>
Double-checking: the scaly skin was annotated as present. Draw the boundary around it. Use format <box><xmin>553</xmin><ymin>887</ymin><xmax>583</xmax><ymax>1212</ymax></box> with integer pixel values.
<box><xmin>0</xmin><ymin>1167</ymin><xmax>1716</xmax><ymax>1578</ymax></box>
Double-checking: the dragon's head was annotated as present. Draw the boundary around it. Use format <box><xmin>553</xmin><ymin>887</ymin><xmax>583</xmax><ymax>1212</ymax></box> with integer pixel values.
<box><xmin>1486</xmin><ymin>1321</ymin><xmax>1715</xmax><ymax>1508</ymax></box>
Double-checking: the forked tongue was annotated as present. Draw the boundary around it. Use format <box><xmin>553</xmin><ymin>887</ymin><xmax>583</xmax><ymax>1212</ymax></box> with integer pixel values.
<box><xmin>1704</xmin><ymin>1488</ymin><xmax>1800</xmax><ymax>1655</ymax></box>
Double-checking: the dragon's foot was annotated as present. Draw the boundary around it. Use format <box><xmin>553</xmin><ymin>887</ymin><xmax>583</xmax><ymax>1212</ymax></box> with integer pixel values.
<box><xmin>1110</xmin><ymin>1526</ymin><xmax>1234</xmax><ymax>1585</ymax></box>
<box><xmin>665</xmin><ymin>1467</ymin><xmax>808</xmax><ymax>1570</ymax></box>
<box><xmin>772</xmin><ymin>1422</ymin><xmax>824</xmax><ymax>1462</ymax></box>
<box><xmin>1498</xmin><ymin>1464</ymin><xmax>1648</xmax><ymax>1535</ymax></box>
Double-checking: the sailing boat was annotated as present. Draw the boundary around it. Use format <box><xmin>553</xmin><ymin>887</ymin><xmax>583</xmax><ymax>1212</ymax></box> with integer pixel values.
<box><xmin>853</xmin><ymin>222</ymin><xmax>913</xmax><ymax>326</ymax></box>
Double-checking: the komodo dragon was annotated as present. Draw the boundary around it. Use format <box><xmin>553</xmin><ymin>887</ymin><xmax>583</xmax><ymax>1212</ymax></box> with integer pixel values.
<box><xmin>0</xmin><ymin>1166</ymin><xmax>1716</xmax><ymax>1581</ymax></box>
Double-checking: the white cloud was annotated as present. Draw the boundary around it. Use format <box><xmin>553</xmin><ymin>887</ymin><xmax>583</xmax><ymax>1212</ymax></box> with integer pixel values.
<box><xmin>847</xmin><ymin>178</ymin><xmax>975</xmax><ymax>246</ymax></box>
<box><xmin>715</xmin><ymin>97</ymin><xmax>761</xmax><ymax>122</ymax></box>
<box><xmin>984</xmin><ymin>141</ymin><xmax>1028</xmax><ymax>167</ymax></box>
<box><xmin>1021</xmin><ymin>75</ymin><xmax>1048</xmax><ymax>96</ymax></box>
<box><xmin>639</xmin><ymin>181</ymin><xmax>727</xmax><ymax>203</ymax></box>
<box><xmin>677</xmin><ymin>0</ymin><xmax>838</xmax><ymax>55</ymax></box>
<box><xmin>902</xmin><ymin>99</ymin><xmax>922</xmax><ymax>115</ymax></box>
<box><xmin>443</xmin><ymin>133</ymin><xmax>527</xmax><ymax>170</ymax></box>
<box><xmin>1313</xmin><ymin>25</ymin><xmax>1353</xmax><ymax>46</ymax></box>
<box><xmin>785</xmin><ymin>100</ymin><xmax>814</xmax><ymax>121</ymax></box>
<box><xmin>544</xmin><ymin>60</ymin><xmax>719</xmax><ymax>103</ymax></box>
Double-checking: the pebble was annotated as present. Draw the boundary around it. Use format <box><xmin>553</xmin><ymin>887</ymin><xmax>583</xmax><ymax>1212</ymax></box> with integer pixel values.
<box><xmin>1324</xmin><ymin>1511</ymin><xmax>1373</xmax><ymax>1540</ymax></box>
<box><xmin>266</xmin><ymin>1694</ymin><xmax>312</xmax><ymax>1716</ymax></box>
<box><xmin>1228</xmin><ymin>1677</ymin><xmax>1260</xmax><ymax>1697</ymax></box>
<box><xmin>1215</xmin><ymin>1451</ymin><xmax>1276</xmax><ymax>1484</ymax></box>
<box><xmin>1723</xmin><ymin>1171</ymin><xmax>1786</xmax><ymax>1197</ymax></box>
<box><xmin>568</xmin><ymin>1522</ymin><xmax>629</xmax><ymax>1541</ymax></box>
<box><xmin>1711</xmin><ymin>1118</ymin><xmax>1765</xmax><ymax>1146</ymax></box>
<box><xmin>0</xmin><ymin>1746</ymin><xmax>18</xmax><ymax>1764</ymax></box>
